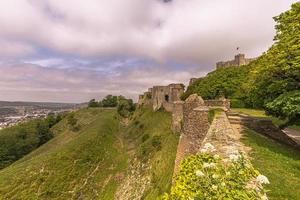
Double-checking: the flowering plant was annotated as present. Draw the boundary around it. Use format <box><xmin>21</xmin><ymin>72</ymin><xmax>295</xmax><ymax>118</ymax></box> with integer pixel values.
<box><xmin>161</xmin><ymin>143</ymin><xmax>269</xmax><ymax>200</ymax></box>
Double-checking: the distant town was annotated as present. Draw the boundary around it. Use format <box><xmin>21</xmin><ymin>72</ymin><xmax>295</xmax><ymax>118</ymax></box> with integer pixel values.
<box><xmin>0</xmin><ymin>101</ymin><xmax>86</xmax><ymax>129</ymax></box>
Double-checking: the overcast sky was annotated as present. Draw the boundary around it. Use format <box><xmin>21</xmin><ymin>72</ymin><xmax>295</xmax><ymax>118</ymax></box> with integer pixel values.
<box><xmin>0</xmin><ymin>0</ymin><xmax>297</xmax><ymax>103</ymax></box>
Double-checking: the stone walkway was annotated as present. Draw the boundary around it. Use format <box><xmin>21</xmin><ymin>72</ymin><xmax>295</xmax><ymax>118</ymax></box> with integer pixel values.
<box><xmin>201</xmin><ymin>111</ymin><xmax>250</xmax><ymax>157</ymax></box>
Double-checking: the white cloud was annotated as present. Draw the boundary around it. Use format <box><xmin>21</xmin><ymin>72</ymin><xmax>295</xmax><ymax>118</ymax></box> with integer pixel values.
<box><xmin>0</xmin><ymin>0</ymin><xmax>298</xmax><ymax>102</ymax></box>
<box><xmin>0</xmin><ymin>40</ymin><xmax>34</xmax><ymax>57</ymax></box>
<box><xmin>0</xmin><ymin>61</ymin><xmax>202</xmax><ymax>102</ymax></box>
<box><xmin>0</xmin><ymin>0</ymin><xmax>297</xmax><ymax>62</ymax></box>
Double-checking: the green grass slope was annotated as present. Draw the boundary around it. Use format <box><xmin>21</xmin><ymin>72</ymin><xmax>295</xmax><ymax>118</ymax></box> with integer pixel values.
<box><xmin>242</xmin><ymin>129</ymin><xmax>300</xmax><ymax>200</ymax></box>
<box><xmin>121</xmin><ymin>107</ymin><xmax>179</xmax><ymax>199</ymax></box>
<box><xmin>0</xmin><ymin>107</ymin><xmax>179</xmax><ymax>200</ymax></box>
<box><xmin>0</xmin><ymin>108</ymin><xmax>128</xmax><ymax>199</ymax></box>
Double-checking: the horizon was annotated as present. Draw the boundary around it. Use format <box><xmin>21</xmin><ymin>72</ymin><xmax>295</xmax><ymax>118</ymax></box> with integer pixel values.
<box><xmin>0</xmin><ymin>0</ymin><xmax>297</xmax><ymax>103</ymax></box>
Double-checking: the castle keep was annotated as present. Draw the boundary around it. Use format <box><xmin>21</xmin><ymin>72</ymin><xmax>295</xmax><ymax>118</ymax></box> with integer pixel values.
<box><xmin>188</xmin><ymin>53</ymin><xmax>255</xmax><ymax>86</ymax></box>
<box><xmin>216</xmin><ymin>53</ymin><xmax>255</xmax><ymax>69</ymax></box>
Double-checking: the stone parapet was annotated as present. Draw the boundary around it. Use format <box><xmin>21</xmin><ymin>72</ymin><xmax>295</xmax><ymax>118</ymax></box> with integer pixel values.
<box><xmin>204</xmin><ymin>99</ymin><xmax>230</xmax><ymax>111</ymax></box>
<box><xmin>171</xmin><ymin>101</ymin><xmax>184</xmax><ymax>133</ymax></box>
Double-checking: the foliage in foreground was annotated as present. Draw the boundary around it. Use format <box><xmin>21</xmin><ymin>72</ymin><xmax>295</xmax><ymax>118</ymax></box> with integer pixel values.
<box><xmin>162</xmin><ymin>144</ymin><xmax>269</xmax><ymax>200</ymax></box>
<box><xmin>0</xmin><ymin>115</ymin><xmax>63</xmax><ymax>169</ymax></box>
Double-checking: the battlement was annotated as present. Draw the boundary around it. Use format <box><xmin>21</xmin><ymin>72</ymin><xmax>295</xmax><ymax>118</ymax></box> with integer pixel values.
<box><xmin>216</xmin><ymin>54</ymin><xmax>255</xmax><ymax>69</ymax></box>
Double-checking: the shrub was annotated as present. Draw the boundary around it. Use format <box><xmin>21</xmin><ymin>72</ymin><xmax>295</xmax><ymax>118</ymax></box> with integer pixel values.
<box><xmin>230</xmin><ymin>99</ymin><xmax>246</xmax><ymax>108</ymax></box>
<box><xmin>161</xmin><ymin>143</ymin><xmax>269</xmax><ymax>200</ymax></box>
<box><xmin>266</xmin><ymin>91</ymin><xmax>300</xmax><ymax>123</ymax></box>
<box><xmin>117</xmin><ymin>96</ymin><xmax>136</xmax><ymax>118</ymax></box>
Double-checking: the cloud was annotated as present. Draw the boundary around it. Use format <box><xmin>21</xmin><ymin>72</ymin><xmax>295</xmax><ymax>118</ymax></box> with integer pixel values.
<box><xmin>0</xmin><ymin>0</ymin><xmax>297</xmax><ymax>102</ymax></box>
<box><xmin>0</xmin><ymin>0</ymin><xmax>297</xmax><ymax>62</ymax></box>
<box><xmin>0</xmin><ymin>40</ymin><xmax>35</xmax><ymax>57</ymax></box>
<box><xmin>0</xmin><ymin>61</ymin><xmax>202</xmax><ymax>102</ymax></box>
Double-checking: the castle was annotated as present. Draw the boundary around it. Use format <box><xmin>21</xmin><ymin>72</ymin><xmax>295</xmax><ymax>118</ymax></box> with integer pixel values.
<box><xmin>216</xmin><ymin>53</ymin><xmax>255</xmax><ymax>69</ymax></box>
<box><xmin>138</xmin><ymin>83</ymin><xmax>185</xmax><ymax>111</ymax></box>
<box><xmin>188</xmin><ymin>53</ymin><xmax>255</xmax><ymax>86</ymax></box>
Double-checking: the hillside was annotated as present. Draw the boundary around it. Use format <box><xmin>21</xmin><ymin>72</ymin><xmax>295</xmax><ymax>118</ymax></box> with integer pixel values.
<box><xmin>0</xmin><ymin>107</ymin><xmax>179</xmax><ymax>199</ymax></box>
<box><xmin>183</xmin><ymin>65</ymin><xmax>251</xmax><ymax>105</ymax></box>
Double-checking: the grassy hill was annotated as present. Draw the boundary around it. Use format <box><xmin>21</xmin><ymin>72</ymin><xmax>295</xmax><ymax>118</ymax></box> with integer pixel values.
<box><xmin>0</xmin><ymin>107</ymin><xmax>179</xmax><ymax>199</ymax></box>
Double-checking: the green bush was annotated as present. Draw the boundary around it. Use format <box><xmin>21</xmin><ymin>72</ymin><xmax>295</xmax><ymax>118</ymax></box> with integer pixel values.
<box><xmin>230</xmin><ymin>99</ymin><xmax>246</xmax><ymax>108</ymax></box>
<box><xmin>0</xmin><ymin>115</ymin><xmax>63</xmax><ymax>169</ymax></box>
<box><xmin>266</xmin><ymin>91</ymin><xmax>300</xmax><ymax>123</ymax></box>
<box><xmin>162</xmin><ymin>144</ymin><xmax>269</xmax><ymax>200</ymax></box>
<box><xmin>117</xmin><ymin>96</ymin><xmax>136</xmax><ymax>118</ymax></box>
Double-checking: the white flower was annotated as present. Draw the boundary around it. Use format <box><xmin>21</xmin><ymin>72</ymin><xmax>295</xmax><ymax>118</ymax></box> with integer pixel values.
<box><xmin>212</xmin><ymin>174</ymin><xmax>219</xmax><ymax>179</ymax></box>
<box><xmin>229</xmin><ymin>154</ymin><xmax>241</xmax><ymax>162</ymax></box>
<box><xmin>261</xmin><ymin>194</ymin><xmax>268</xmax><ymax>200</ymax></box>
<box><xmin>200</xmin><ymin>143</ymin><xmax>216</xmax><ymax>153</ymax></box>
<box><xmin>203</xmin><ymin>162</ymin><xmax>210</xmax><ymax>168</ymax></box>
<box><xmin>212</xmin><ymin>185</ymin><xmax>218</xmax><ymax>190</ymax></box>
<box><xmin>203</xmin><ymin>162</ymin><xmax>216</xmax><ymax>168</ymax></box>
<box><xmin>195</xmin><ymin>170</ymin><xmax>205</xmax><ymax>177</ymax></box>
<box><xmin>256</xmin><ymin>175</ymin><xmax>270</xmax><ymax>184</ymax></box>
<box><xmin>200</xmin><ymin>148</ymin><xmax>208</xmax><ymax>153</ymax></box>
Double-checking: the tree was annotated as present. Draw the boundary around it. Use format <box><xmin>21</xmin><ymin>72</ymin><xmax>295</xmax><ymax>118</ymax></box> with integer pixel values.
<box><xmin>244</xmin><ymin>2</ymin><xmax>300</xmax><ymax>110</ymax></box>
<box><xmin>101</xmin><ymin>95</ymin><xmax>118</xmax><ymax>107</ymax></box>
<box><xmin>36</xmin><ymin>121</ymin><xmax>53</xmax><ymax>146</ymax></box>
<box><xmin>266</xmin><ymin>91</ymin><xmax>300</xmax><ymax>124</ymax></box>
<box><xmin>117</xmin><ymin>96</ymin><xmax>136</xmax><ymax>117</ymax></box>
<box><xmin>88</xmin><ymin>99</ymin><xmax>99</xmax><ymax>107</ymax></box>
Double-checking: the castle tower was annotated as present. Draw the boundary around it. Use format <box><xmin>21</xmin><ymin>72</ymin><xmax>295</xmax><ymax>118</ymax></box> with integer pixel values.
<box><xmin>234</xmin><ymin>54</ymin><xmax>246</xmax><ymax>66</ymax></box>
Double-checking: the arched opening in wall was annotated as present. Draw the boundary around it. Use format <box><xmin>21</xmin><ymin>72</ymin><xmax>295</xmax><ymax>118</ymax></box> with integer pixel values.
<box><xmin>165</xmin><ymin>95</ymin><xmax>169</xmax><ymax>102</ymax></box>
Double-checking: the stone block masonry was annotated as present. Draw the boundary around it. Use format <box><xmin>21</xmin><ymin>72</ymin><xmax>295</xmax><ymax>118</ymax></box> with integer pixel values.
<box><xmin>173</xmin><ymin>94</ymin><xmax>210</xmax><ymax>175</ymax></box>
<box><xmin>216</xmin><ymin>53</ymin><xmax>255</xmax><ymax>69</ymax></box>
<box><xmin>171</xmin><ymin>101</ymin><xmax>184</xmax><ymax>133</ymax></box>
<box><xmin>138</xmin><ymin>83</ymin><xmax>184</xmax><ymax>110</ymax></box>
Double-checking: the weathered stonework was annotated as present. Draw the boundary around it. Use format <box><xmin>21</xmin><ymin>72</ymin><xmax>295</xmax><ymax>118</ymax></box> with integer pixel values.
<box><xmin>138</xmin><ymin>83</ymin><xmax>183</xmax><ymax>111</ymax></box>
<box><xmin>182</xmin><ymin>94</ymin><xmax>210</xmax><ymax>154</ymax></box>
<box><xmin>216</xmin><ymin>53</ymin><xmax>255</xmax><ymax>69</ymax></box>
<box><xmin>137</xmin><ymin>92</ymin><xmax>152</xmax><ymax>107</ymax></box>
<box><xmin>147</xmin><ymin>83</ymin><xmax>184</xmax><ymax>111</ymax></box>
<box><xmin>204</xmin><ymin>99</ymin><xmax>230</xmax><ymax>111</ymax></box>
<box><xmin>171</xmin><ymin>101</ymin><xmax>184</xmax><ymax>133</ymax></box>
<box><xmin>173</xmin><ymin>94</ymin><xmax>210</xmax><ymax>175</ymax></box>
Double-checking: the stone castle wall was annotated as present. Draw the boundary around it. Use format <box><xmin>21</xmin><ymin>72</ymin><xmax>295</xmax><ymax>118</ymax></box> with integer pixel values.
<box><xmin>171</xmin><ymin>101</ymin><xmax>184</xmax><ymax>133</ymax></box>
<box><xmin>140</xmin><ymin>83</ymin><xmax>184</xmax><ymax>111</ymax></box>
<box><xmin>162</xmin><ymin>102</ymin><xmax>174</xmax><ymax>112</ymax></box>
<box><xmin>216</xmin><ymin>54</ymin><xmax>255</xmax><ymax>69</ymax></box>
<box><xmin>204</xmin><ymin>99</ymin><xmax>230</xmax><ymax>111</ymax></box>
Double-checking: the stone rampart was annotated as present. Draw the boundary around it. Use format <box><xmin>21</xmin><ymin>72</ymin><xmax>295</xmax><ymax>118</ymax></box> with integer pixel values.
<box><xmin>171</xmin><ymin>101</ymin><xmax>184</xmax><ymax>133</ymax></box>
<box><xmin>216</xmin><ymin>54</ymin><xmax>255</xmax><ymax>69</ymax></box>
<box><xmin>173</xmin><ymin>94</ymin><xmax>210</xmax><ymax>175</ymax></box>
<box><xmin>204</xmin><ymin>99</ymin><xmax>230</xmax><ymax>111</ymax></box>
